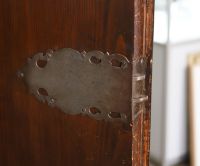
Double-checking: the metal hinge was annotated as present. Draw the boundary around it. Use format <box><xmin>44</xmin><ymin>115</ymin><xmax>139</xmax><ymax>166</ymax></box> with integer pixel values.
<box><xmin>18</xmin><ymin>48</ymin><xmax>149</xmax><ymax>123</ymax></box>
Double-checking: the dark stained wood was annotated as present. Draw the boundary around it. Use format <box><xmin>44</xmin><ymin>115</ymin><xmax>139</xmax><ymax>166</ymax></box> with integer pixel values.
<box><xmin>132</xmin><ymin>0</ymin><xmax>154</xmax><ymax>165</ymax></box>
<box><xmin>0</xmin><ymin>0</ymin><xmax>154</xmax><ymax>165</ymax></box>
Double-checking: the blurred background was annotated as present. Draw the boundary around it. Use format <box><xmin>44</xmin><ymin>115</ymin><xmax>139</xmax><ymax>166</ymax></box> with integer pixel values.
<box><xmin>150</xmin><ymin>0</ymin><xmax>200</xmax><ymax>165</ymax></box>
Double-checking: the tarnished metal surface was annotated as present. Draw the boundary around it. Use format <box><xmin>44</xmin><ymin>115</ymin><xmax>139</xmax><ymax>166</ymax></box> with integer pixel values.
<box><xmin>18</xmin><ymin>48</ymin><xmax>148</xmax><ymax>123</ymax></box>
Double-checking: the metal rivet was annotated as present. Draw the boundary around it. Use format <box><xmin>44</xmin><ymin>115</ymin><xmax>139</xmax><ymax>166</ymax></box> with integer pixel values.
<box><xmin>150</xmin><ymin>59</ymin><xmax>153</xmax><ymax>64</ymax></box>
<box><xmin>46</xmin><ymin>53</ymin><xmax>52</xmax><ymax>58</ymax></box>
<box><xmin>17</xmin><ymin>71</ymin><xmax>24</xmax><ymax>78</ymax></box>
<box><xmin>49</xmin><ymin>98</ymin><xmax>55</xmax><ymax>105</ymax></box>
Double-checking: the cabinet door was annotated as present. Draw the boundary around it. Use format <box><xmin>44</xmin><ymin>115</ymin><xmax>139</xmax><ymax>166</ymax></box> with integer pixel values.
<box><xmin>0</xmin><ymin>0</ymin><xmax>154</xmax><ymax>165</ymax></box>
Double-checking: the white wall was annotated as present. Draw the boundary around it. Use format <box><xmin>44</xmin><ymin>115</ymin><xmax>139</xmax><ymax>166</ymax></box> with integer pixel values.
<box><xmin>151</xmin><ymin>40</ymin><xmax>200</xmax><ymax>165</ymax></box>
<box><xmin>151</xmin><ymin>43</ymin><xmax>166</xmax><ymax>162</ymax></box>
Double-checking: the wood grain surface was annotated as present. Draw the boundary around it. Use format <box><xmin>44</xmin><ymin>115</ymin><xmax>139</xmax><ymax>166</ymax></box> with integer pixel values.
<box><xmin>0</xmin><ymin>0</ymin><xmax>154</xmax><ymax>165</ymax></box>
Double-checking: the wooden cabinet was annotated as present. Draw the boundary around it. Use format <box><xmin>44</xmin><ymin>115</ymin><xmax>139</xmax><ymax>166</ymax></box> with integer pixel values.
<box><xmin>0</xmin><ymin>0</ymin><xmax>154</xmax><ymax>165</ymax></box>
